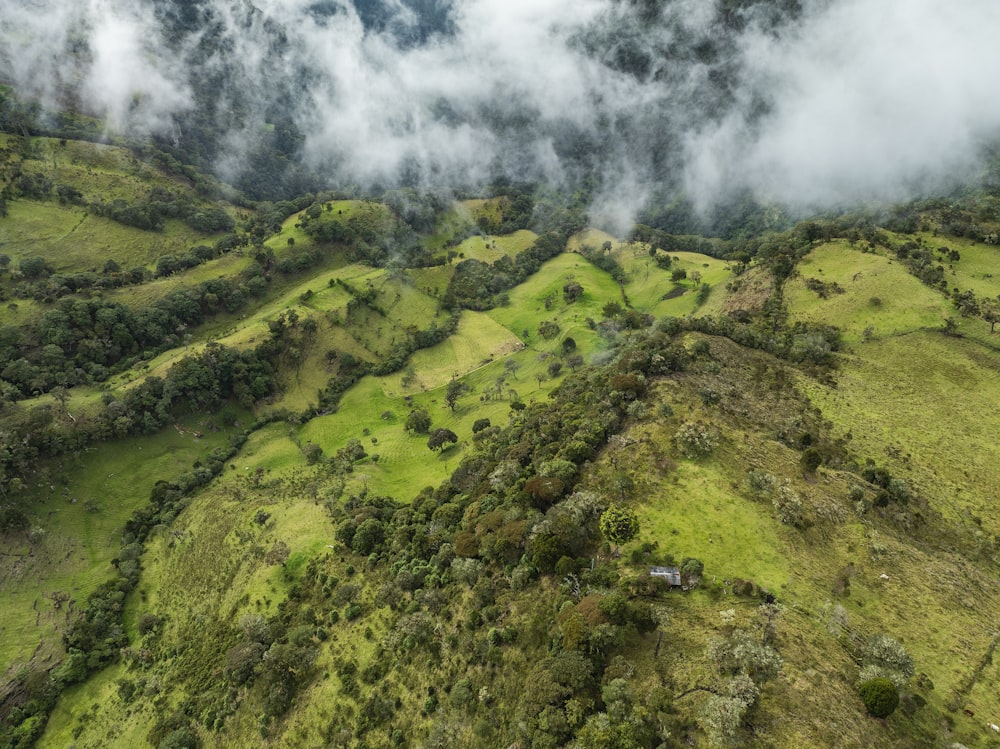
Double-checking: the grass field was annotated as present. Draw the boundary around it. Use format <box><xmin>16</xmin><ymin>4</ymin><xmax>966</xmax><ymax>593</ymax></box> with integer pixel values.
<box><xmin>298</xmin><ymin>311</ymin><xmax>528</xmax><ymax>500</ymax></box>
<box><xmin>785</xmin><ymin>241</ymin><xmax>954</xmax><ymax>343</ymax></box>
<box><xmin>592</xmin><ymin>334</ymin><xmax>1000</xmax><ymax>747</ymax></box>
<box><xmin>801</xmin><ymin>330</ymin><xmax>1000</xmax><ymax>535</ymax></box>
<box><xmin>915</xmin><ymin>232</ymin><xmax>1000</xmax><ymax>300</ymax></box>
<box><xmin>0</xmin><ymin>417</ymin><xmax>237</xmax><ymax>670</ymax></box>
<box><xmin>622</xmin><ymin>247</ymin><xmax>733</xmax><ymax>318</ymax></box>
<box><xmin>487</xmin><ymin>252</ymin><xmax>621</xmax><ymax>345</ymax></box>
<box><xmin>0</xmin><ymin>136</ymin><xmax>235</xmax><ymax>274</ymax></box>
<box><xmin>452</xmin><ymin>229</ymin><xmax>538</xmax><ymax>263</ymax></box>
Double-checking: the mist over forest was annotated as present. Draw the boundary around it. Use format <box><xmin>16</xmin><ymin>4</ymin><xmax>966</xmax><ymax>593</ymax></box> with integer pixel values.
<box><xmin>2</xmin><ymin>0</ymin><xmax>1000</xmax><ymax>229</ymax></box>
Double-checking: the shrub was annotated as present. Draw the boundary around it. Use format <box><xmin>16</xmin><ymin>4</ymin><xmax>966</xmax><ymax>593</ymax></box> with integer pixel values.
<box><xmin>858</xmin><ymin>677</ymin><xmax>899</xmax><ymax>718</ymax></box>
<box><xmin>538</xmin><ymin>320</ymin><xmax>561</xmax><ymax>339</ymax></box>
<box><xmin>801</xmin><ymin>447</ymin><xmax>822</xmax><ymax>473</ymax></box>
<box><xmin>599</xmin><ymin>504</ymin><xmax>640</xmax><ymax>550</ymax></box>
<box><xmin>344</xmin><ymin>603</ymin><xmax>362</xmax><ymax>621</ymax></box>
<box><xmin>673</xmin><ymin>421</ymin><xmax>718</xmax><ymax>458</ymax></box>
<box><xmin>405</xmin><ymin>408</ymin><xmax>431</xmax><ymax>434</ymax></box>
<box><xmin>860</xmin><ymin>634</ymin><xmax>914</xmax><ymax>688</ymax></box>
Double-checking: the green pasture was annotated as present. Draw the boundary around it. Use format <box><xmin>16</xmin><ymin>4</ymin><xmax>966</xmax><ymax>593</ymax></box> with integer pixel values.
<box><xmin>110</xmin><ymin>259</ymin><xmax>369</xmax><ymax>392</ymax></box>
<box><xmin>566</xmin><ymin>227</ymin><xmax>616</xmax><ymax>251</ymax></box>
<box><xmin>103</xmin><ymin>250</ymin><xmax>253</xmax><ymax>310</ymax></box>
<box><xmin>600</xmin><ymin>341</ymin><xmax>1000</xmax><ymax>745</ymax></box>
<box><xmin>451</xmin><ymin>229</ymin><xmax>538</xmax><ymax>263</ymax></box>
<box><xmin>422</xmin><ymin>203</ymin><xmax>474</xmax><ymax>251</ymax></box>
<box><xmin>405</xmin><ymin>265</ymin><xmax>454</xmax><ymax>298</ymax></box>
<box><xmin>487</xmin><ymin>252</ymin><xmax>622</xmax><ymax>344</ymax></box>
<box><xmin>383</xmin><ymin>311</ymin><xmax>523</xmax><ymax>394</ymax></box>
<box><xmin>801</xmin><ymin>330</ymin><xmax>1000</xmax><ymax>535</ymax></box>
<box><xmin>292</xmin><ymin>293</ymin><xmax>610</xmax><ymax>502</ymax></box>
<box><xmin>636</xmin><ymin>458</ymin><xmax>790</xmax><ymax>592</ymax></box>
<box><xmin>785</xmin><ymin>241</ymin><xmax>953</xmax><ymax>343</ymax></box>
<box><xmin>915</xmin><ymin>232</ymin><xmax>1000</xmax><ymax>300</ymax></box>
<box><xmin>298</xmin><ymin>378</ymin><xmax>460</xmax><ymax>501</ymax></box>
<box><xmin>0</xmin><ymin>136</ymin><xmax>234</xmax><ymax>274</ymax></box>
<box><xmin>0</xmin><ymin>202</ymin><xmax>226</xmax><ymax>274</ymax></box>
<box><xmin>264</xmin><ymin>199</ymin><xmax>386</xmax><ymax>251</ymax></box>
<box><xmin>459</xmin><ymin>197</ymin><xmax>507</xmax><ymax>226</ymax></box>
<box><xmin>0</xmin><ymin>418</ymin><xmax>235</xmax><ymax>671</ymax></box>
<box><xmin>621</xmin><ymin>247</ymin><xmax>733</xmax><ymax>318</ymax></box>
<box><xmin>298</xmin><ymin>312</ymin><xmax>529</xmax><ymax>500</ymax></box>
<box><xmin>43</xmin><ymin>432</ymin><xmax>343</xmax><ymax>747</ymax></box>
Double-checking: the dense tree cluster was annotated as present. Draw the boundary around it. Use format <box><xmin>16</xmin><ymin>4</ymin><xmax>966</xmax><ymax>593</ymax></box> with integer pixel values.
<box><xmin>0</xmin><ymin>271</ymin><xmax>268</xmax><ymax>400</ymax></box>
<box><xmin>442</xmin><ymin>232</ymin><xmax>568</xmax><ymax>310</ymax></box>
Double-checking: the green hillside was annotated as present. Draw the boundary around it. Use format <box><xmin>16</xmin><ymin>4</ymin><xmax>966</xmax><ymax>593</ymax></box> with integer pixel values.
<box><xmin>3</xmin><ymin>134</ymin><xmax>1000</xmax><ymax>749</ymax></box>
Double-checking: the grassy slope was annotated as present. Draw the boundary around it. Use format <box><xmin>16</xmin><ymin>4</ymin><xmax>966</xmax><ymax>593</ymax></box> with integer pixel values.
<box><xmin>0</xmin><ymin>136</ymin><xmax>232</xmax><ymax>273</ymax></box>
<box><xmin>589</xmin><ymin>334</ymin><xmax>1000</xmax><ymax>747</ymax></box>
<box><xmin>452</xmin><ymin>229</ymin><xmax>538</xmax><ymax>263</ymax></box>
<box><xmin>23</xmin><ymin>200</ymin><xmax>1000</xmax><ymax>748</ymax></box>
<box><xmin>0</xmin><ymin>417</ymin><xmax>237</xmax><ymax>672</ymax></box>
<box><xmin>785</xmin><ymin>240</ymin><xmax>953</xmax><ymax>343</ymax></box>
<box><xmin>42</xmin><ymin>430</ymin><xmax>340</xmax><ymax>748</ymax></box>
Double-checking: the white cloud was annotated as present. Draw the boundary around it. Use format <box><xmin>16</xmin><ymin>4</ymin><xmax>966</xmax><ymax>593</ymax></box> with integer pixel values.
<box><xmin>685</xmin><ymin>0</ymin><xmax>1000</xmax><ymax>209</ymax></box>
<box><xmin>3</xmin><ymin>0</ymin><xmax>1000</xmax><ymax>221</ymax></box>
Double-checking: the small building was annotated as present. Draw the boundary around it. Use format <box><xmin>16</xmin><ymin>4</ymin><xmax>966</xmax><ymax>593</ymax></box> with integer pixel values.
<box><xmin>649</xmin><ymin>566</ymin><xmax>682</xmax><ymax>586</ymax></box>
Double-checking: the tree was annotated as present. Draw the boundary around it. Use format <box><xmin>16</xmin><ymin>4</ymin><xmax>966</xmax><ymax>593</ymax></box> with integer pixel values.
<box><xmin>858</xmin><ymin>677</ymin><xmax>898</xmax><ymax>718</ymax></box>
<box><xmin>405</xmin><ymin>408</ymin><xmax>431</xmax><ymax>434</ymax></box>
<box><xmin>562</xmin><ymin>282</ymin><xmax>584</xmax><ymax>303</ymax></box>
<box><xmin>561</xmin><ymin>337</ymin><xmax>577</xmax><ymax>355</ymax></box>
<box><xmin>860</xmin><ymin>634</ymin><xmax>914</xmax><ymax>688</ymax></box>
<box><xmin>680</xmin><ymin>557</ymin><xmax>704</xmax><ymax>579</ymax></box>
<box><xmin>538</xmin><ymin>320</ymin><xmax>560</xmax><ymax>339</ymax></box>
<box><xmin>353</xmin><ymin>519</ymin><xmax>385</xmax><ymax>554</ymax></box>
<box><xmin>599</xmin><ymin>504</ymin><xmax>640</xmax><ymax>552</ymax></box>
<box><xmin>801</xmin><ymin>447</ymin><xmax>822</xmax><ymax>473</ymax></box>
<box><xmin>427</xmin><ymin>428</ymin><xmax>458</xmax><ymax>451</ymax></box>
<box><xmin>444</xmin><ymin>378</ymin><xmax>468</xmax><ymax>411</ymax></box>
<box><xmin>673</xmin><ymin>421</ymin><xmax>718</xmax><ymax>458</ymax></box>
<box><xmin>602</xmin><ymin>301</ymin><xmax>623</xmax><ymax>318</ymax></box>
<box><xmin>19</xmin><ymin>256</ymin><xmax>49</xmax><ymax>280</ymax></box>
<box><xmin>983</xmin><ymin>299</ymin><xmax>1000</xmax><ymax>333</ymax></box>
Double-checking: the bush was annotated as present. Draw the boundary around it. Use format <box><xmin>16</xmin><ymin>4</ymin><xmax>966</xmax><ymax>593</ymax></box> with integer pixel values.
<box><xmin>673</xmin><ymin>421</ymin><xmax>718</xmax><ymax>458</ymax></box>
<box><xmin>858</xmin><ymin>677</ymin><xmax>899</xmax><ymax>718</ymax></box>
<box><xmin>405</xmin><ymin>408</ymin><xmax>431</xmax><ymax>434</ymax></box>
<box><xmin>801</xmin><ymin>447</ymin><xmax>822</xmax><ymax>473</ymax></box>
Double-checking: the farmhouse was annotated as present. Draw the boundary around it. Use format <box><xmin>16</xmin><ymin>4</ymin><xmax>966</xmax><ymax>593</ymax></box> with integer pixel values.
<box><xmin>649</xmin><ymin>566</ymin><xmax>682</xmax><ymax>586</ymax></box>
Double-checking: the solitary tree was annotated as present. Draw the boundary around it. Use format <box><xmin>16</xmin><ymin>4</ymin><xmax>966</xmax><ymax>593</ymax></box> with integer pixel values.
<box><xmin>405</xmin><ymin>408</ymin><xmax>431</xmax><ymax>434</ymax></box>
<box><xmin>444</xmin><ymin>379</ymin><xmax>469</xmax><ymax>411</ymax></box>
<box><xmin>599</xmin><ymin>504</ymin><xmax>640</xmax><ymax>553</ymax></box>
<box><xmin>858</xmin><ymin>677</ymin><xmax>899</xmax><ymax>718</ymax></box>
<box><xmin>427</xmin><ymin>428</ymin><xmax>458</xmax><ymax>451</ymax></box>
<box><xmin>562</xmin><ymin>282</ymin><xmax>584</xmax><ymax>303</ymax></box>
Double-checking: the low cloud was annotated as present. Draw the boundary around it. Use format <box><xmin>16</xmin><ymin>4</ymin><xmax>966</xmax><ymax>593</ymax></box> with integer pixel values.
<box><xmin>2</xmin><ymin>0</ymin><xmax>1000</xmax><ymax>224</ymax></box>
<box><xmin>685</xmin><ymin>0</ymin><xmax>1000</xmax><ymax>211</ymax></box>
